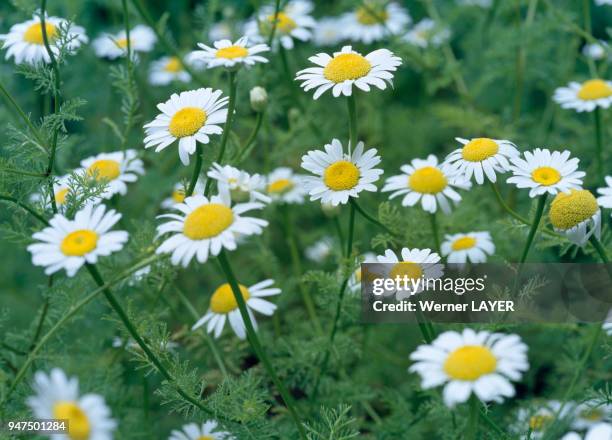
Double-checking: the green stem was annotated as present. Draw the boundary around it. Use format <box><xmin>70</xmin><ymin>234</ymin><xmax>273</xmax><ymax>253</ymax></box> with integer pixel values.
<box><xmin>120</xmin><ymin>0</ymin><xmax>136</xmax><ymax>150</ymax></box>
<box><xmin>0</xmin><ymin>167</ymin><xmax>47</xmax><ymax>178</ymax></box>
<box><xmin>466</xmin><ymin>395</ymin><xmax>479</xmax><ymax>440</ymax></box>
<box><xmin>347</xmin><ymin>94</ymin><xmax>358</xmax><ymax>147</ymax></box>
<box><xmin>583</xmin><ymin>0</ymin><xmax>592</xmax><ymax>35</ymax></box>
<box><xmin>266</xmin><ymin>0</ymin><xmax>282</xmax><ymax>48</ymax></box>
<box><xmin>519</xmin><ymin>194</ymin><xmax>547</xmax><ymax>263</ymax></box>
<box><xmin>332</xmin><ymin>216</ymin><xmax>345</xmax><ymax>250</ymax></box>
<box><xmin>489</xmin><ymin>181</ymin><xmax>529</xmax><ymax>223</ymax></box>
<box><xmin>0</xmin><ymin>194</ymin><xmax>49</xmax><ymax>225</ymax></box>
<box><xmin>186</xmin><ymin>144</ymin><xmax>203</xmax><ymax>197</ymax></box>
<box><xmin>590</xmin><ymin>235</ymin><xmax>610</xmax><ymax>264</ymax></box>
<box><xmin>429</xmin><ymin>212</ymin><xmax>441</xmax><ymax>255</ymax></box>
<box><xmin>414</xmin><ymin>306</ymin><xmax>435</xmax><ymax>343</ymax></box>
<box><xmin>216</xmin><ymin>251</ymin><xmax>307</xmax><ymax>440</ymax></box>
<box><xmin>350</xmin><ymin>199</ymin><xmax>395</xmax><ymax>236</ymax></box>
<box><xmin>235</xmin><ymin>111</ymin><xmax>264</xmax><ymax>164</ymax></box>
<box><xmin>29</xmin><ymin>298</ymin><xmax>50</xmax><ymax>351</ymax></box>
<box><xmin>594</xmin><ymin>108</ymin><xmax>603</xmax><ymax>182</ymax></box>
<box><xmin>205</xmin><ymin>70</ymin><xmax>237</xmax><ymax>196</ymax></box>
<box><xmin>0</xmin><ymin>81</ymin><xmax>46</xmax><ymax>148</ymax></box>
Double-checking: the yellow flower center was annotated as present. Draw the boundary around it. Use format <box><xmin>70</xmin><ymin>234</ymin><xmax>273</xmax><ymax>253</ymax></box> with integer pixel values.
<box><xmin>172</xmin><ymin>189</ymin><xmax>185</xmax><ymax>203</ymax></box>
<box><xmin>55</xmin><ymin>188</ymin><xmax>69</xmax><ymax>205</ymax></box>
<box><xmin>23</xmin><ymin>22</ymin><xmax>57</xmax><ymax>45</ymax></box>
<box><xmin>164</xmin><ymin>57</ymin><xmax>182</xmax><ymax>72</ymax></box>
<box><xmin>115</xmin><ymin>38</ymin><xmax>129</xmax><ymax>49</ymax></box>
<box><xmin>577</xmin><ymin>79</ymin><xmax>612</xmax><ymax>100</ymax></box>
<box><xmin>60</xmin><ymin>230</ymin><xmax>99</xmax><ymax>257</ymax></box>
<box><xmin>53</xmin><ymin>401</ymin><xmax>91</xmax><ymax>440</ymax></box>
<box><xmin>210</xmin><ymin>283</ymin><xmax>250</xmax><ymax>314</ymax></box>
<box><xmin>531</xmin><ymin>166</ymin><xmax>561</xmax><ymax>186</ymax></box>
<box><xmin>549</xmin><ymin>189</ymin><xmax>598</xmax><ymax>230</ymax></box>
<box><xmin>323</xmin><ymin>53</ymin><xmax>372</xmax><ymax>83</ymax></box>
<box><xmin>323</xmin><ymin>160</ymin><xmax>360</xmax><ymax>191</ymax></box>
<box><xmin>580</xmin><ymin>408</ymin><xmax>603</xmax><ymax>421</ymax></box>
<box><xmin>461</xmin><ymin>138</ymin><xmax>499</xmax><ymax>162</ymax></box>
<box><xmin>389</xmin><ymin>262</ymin><xmax>422</xmax><ymax>281</ymax></box>
<box><xmin>408</xmin><ymin>166</ymin><xmax>447</xmax><ymax>194</ymax></box>
<box><xmin>197</xmin><ymin>436</ymin><xmax>214</xmax><ymax>440</ymax></box>
<box><xmin>443</xmin><ymin>345</ymin><xmax>497</xmax><ymax>381</ymax></box>
<box><xmin>216</xmin><ymin>45</ymin><xmax>249</xmax><ymax>59</ymax></box>
<box><xmin>87</xmin><ymin>159</ymin><xmax>121</xmax><ymax>181</ymax></box>
<box><xmin>169</xmin><ymin>107</ymin><xmax>207</xmax><ymax>138</ymax></box>
<box><xmin>267</xmin><ymin>11</ymin><xmax>297</xmax><ymax>34</ymax></box>
<box><xmin>267</xmin><ymin>178</ymin><xmax>294</xmax><ymax>194</ymax></box>
<box><xmin>183</xmin><ymin>203</ymin><xmax>234</xmax><ymax>240</ymax></box>
<box><xmin>452</xmin><ymin>236</ymin><xmax>477</xmax><ymax>251</ymax></box>
<box><xmin>356</xmin><ymin>6</ymin><xmax>389</xmax><ymax>25</ymax></box>
<box><xmin>529</xmin><ymin>414</ymin><xmax>552</xmax><ymax>431</ymax></box>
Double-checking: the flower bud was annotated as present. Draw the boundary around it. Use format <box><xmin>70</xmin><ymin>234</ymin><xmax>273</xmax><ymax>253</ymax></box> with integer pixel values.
<box><xmin>250</xmin><ymin>86</ymin><xmax>268</xmax><ymax>112</ymax></box>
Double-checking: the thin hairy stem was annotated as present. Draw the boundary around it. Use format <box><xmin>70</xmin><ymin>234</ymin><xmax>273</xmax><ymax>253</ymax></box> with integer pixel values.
<box><xmin>235</xmin><ymin>111</ymin><xmax>264</xmax><ymax>163</ymax></box>
<box><xmin>519</xmin><ymin>194</ymin><xmax>547</xmax><ymax>263</ymax></box>
<box><xmin>0</xmin><ymin>194</ymin><xmax>49</xmax><ymax>225</ymax></box>
<box><xmin>186</xmin><ymin>143</ymin><xmax>203</xmax><ymax>197</ymax></box>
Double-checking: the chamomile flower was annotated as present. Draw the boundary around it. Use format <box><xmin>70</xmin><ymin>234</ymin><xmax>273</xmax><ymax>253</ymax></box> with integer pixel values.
<box><xmin>313</xmin><ymin>17</ymin><xmax>344</xmax><ymax>46</ymax></box>
<box><xmin>553</xmin><ymin>79</ymin><xmax>612</xmax><ymax>112</ymax></box>
<box><xmin>583</xmin><ymin>41</ymin><xmax>609</xmax><ymax>61</ymax></box>
<box><xmin>549</xmin><ymin>189</ymin><xmax>601</xmax><ymax>246</ymax></box>
<box><xmin>28</xmin><ymin>204</ymin><xmax>128</xmax><ymax>277</ymax></box>
<box><xmin>31</xmin><ymin>174</ymin><xmax>72</xmax><ymax>212</ymax></box>
<box><xmin>376</xmin><ymin>248</ymin><xmax>444</xmax><ymax>297</ymax></box>
<box><xmin>92</xmin><ymin>25</ymin><xmax>156</xmax><ymax>59</ymax></box>
<box><xmin>444</xmin><ymin>137</ymin><xmax>519</xmax><ymax>185</ymax></box>
<box><xmin>155</xmin><ymin>193</ymin><xmax>267</xmax><ymax>267</ymax></box>
<box><xmin>0</xmin><ymin>14</ymin><xmax>87</xmax><ymax>65</ymax></box>
<box><xmin>143</xmin><ymin>88</ymin><xmax>228</xmax><ymax>166</ymax></box>
<box><xmin>340</xmin><ymin>1</ymin><xmax>411</xmax><ymax>44</ymax></box>
<box><xmin>514</xmin><ymin>401</ymin><xmax>570</xmax><ymax>439</ymax></box>
<box><xmin>244</xmin><ymin>0</ymin><xmax>316</xmax><ymax>50</ymax></box>
<box><xmin>562</xmin><ymin>423</ymin><xmax>612</xmax><ymax>440</ymax></box>
<box><xmin>442</xmin><ymin>232</ymin><xmax>495</xmax><ymax>264</ymax></box>
<box><xmin>149</xmin><ymin>56</ymin><xmax>191</xmax><ymax>85</ymax></box>
<box><xmin>305</xmin><ymin>236</ymin><xmax>334</xmax><ymax>262</ymax></box>
<box><xmin>190</xmin><ymin>36</ymin><xmax>269</xmax><ymax>69</ymax></box>
<box><xmin>161</xmin><ymin>180</ymin><xmax>205</xmax><ymax>209</ymax></box>
<box><xmin>265</xmin><ymin>167</ymin><xmax>307</xmax><ymax>204</ymax></box>
<box><xmin>348</xmin><ymin>252</ymin><xmax>376</xmax><ymax>293</ymax></box>
<box><xmin>382</xmin><ymin>155</ymin><xmax>470</xmax><ymax>214</ymax></box>
<box><xmin>301</xmin><ymin>139</ymin><xmax>383</xmax><ymax>206</ymax></box>
<box><xmin>572</xmin><ymin>401</ymin><xmax>612</xmax><ymax>431</ymax></box>
<box><xmin>409</xmin><ymin>329</ymin><xmax>529</xmax><ymax>407</ymax></box>
<box><xmin>27</xmin><ymin>368</ymin><xmax>116</xmax><ymax>440</ymax></box>
<box><xmin>597</xmin><ymin>176</ymin><xmax>612</xmax><ymax>213</ymax></box>
<box><xmin>192</xmin><ymin>279</ymin><xmax>280</xmax><ymax>339</ymax></box>
<box><xmin>295</xmin><ymin>45</ymin><xmax>402</xmax><ymax>99</ymax></box>
<box><xmin>207</xmin><ymin>163</ymin><xmax>271</xmax><ymax>204</ymax></box>
<box><xmin>507</xmin><ymin>149</ymin><xmax>585</xmax><ymax>198</ymax></box>
<box><xmin>80</xmin><ymin>149</ymin><xmax>144</xmax><ymax>199</ymax></box>
<box><xmin>403</xmin><ymin>19</ymin><xmax>450</xmax><ymax>48</ymax></box>
<box><xmin>169</xmin><ymin>421</ymin><xmax>234</xmax><ymax>440</ymax></box>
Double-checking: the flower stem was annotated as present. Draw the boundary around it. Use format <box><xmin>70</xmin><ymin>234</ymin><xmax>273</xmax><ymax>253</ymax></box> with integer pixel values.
<box><xmin>347</xmin><ymin>94</ymin><xmax>358</xmax><ymax>147</ymax></box>
<box><xmin>120</xmin><ymin>0</ymin><xmax>137</xmax><ymax>150</ymax></box>
<box><xmin>266</xmin><ymin>0</ymin><xmax>282</xmax><ymax>48</ymax></box>
<box><xmin>204</xmin><ymin>70</ymin><xmax>237</xmax><ymax>197</ymax></box>
<box><xmin>0</xmin><ymin>81</ymin><xmax>46</xmax><ymax>148</ymax></box>
<box><xmin>519</xmin><ymin>194</ymin><xmax>547</xmax><ymax>263</ymax></box>
<box><xmin>489</xmin><ymin>181</ymin><xmax>529</xmax><ymax>224</ymax></box>
<box><xmin>466</xmin><ymin>395</ymin><xmax>479</xmax><ymax>440</ymax></box>
<box><xmin>349</xmin><ymin>198</ymin><xmax>395</xmax><ymax>236</ymax></box>
<box><xmin>186</xmin><ymin>143</ymin><xmax>203</xmax><ymax>197</ymax></box>
<box><xmin>594</xmin><ymin>108</ymin><xmax>603</xmax><ymax>182</ymax></box>
<box><xmin>235</xmin><ymin>111</ymin><xmax>264</xmax><ymax>164</ymax></box>
<box><xmin>429</xmin><ymin>212</ymin><xmax>441</xmax><ymax>255</ymax></box>
<box><xmin>0</xmin><ymin>194</ymin><xmax>49</xmax><ymax>225</ymax></box>
<box><xmin>216</xmin><ymin>250</ymin><xmax>307</xmax><ymax>440</ymax></box>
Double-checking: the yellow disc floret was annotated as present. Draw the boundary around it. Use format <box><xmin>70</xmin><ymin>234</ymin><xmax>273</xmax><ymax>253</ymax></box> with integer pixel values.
<box><xmin>210</xmin><ymin>283</ymin><xmax>250</xmax><ymax>314</ymax></box>
<box><xmin>172</xmin><ymin>189</ymin><xmax>185</xmax><ymax>203</ymax></box>
<box><xmin>53</xmin><ymin>401</ymin><xmax>91</xmax><ymax>440</ymax></box>
<box><xmin>169</xmin><ymin>107</ymin><xmax>207</xmax><ymax>138</ymax></box>
<box><xmin>183</xmin><ymin>203</ymin><xmax>234</xmax><ymax>240</ymax></box>
<box><xmin>24</xmin><ymin>22</ymin><xmax>57</xmax><ymax>45</ymax></box>
<box><xmin>55</xmin><ymin>188</ymin><xmax>69</xmax><ymax>205</ymax></box>
<box><xmin>267</xmin><ymin>11</ymin><xmax>297</xmax><ymax>34</ymax></box>
<box><xmin>390</xmin><ymin>262</ymin><xmax>422</xmax><ymax>281</ymax></box>
<box><xmin>531</xmin><ymin>166</ymin><xmax>561</xmax><ymax>186</ymax></box>
<box><xmin>356</xmin><ymin>6</ymin><xmax>388</xmax><ymax>25</ymax></box>
<box><xmin>164</xmin><ymin>57</ymin><xmax>182</xmax><ymax>72</ymax></box>
<box><xmin>577</xmin><ymin>79</ymin><xmax>612</xmax><ymax>101</ymax></box>
<box><xmin>461</xmin><ymin>138</ymin><xmax>499</xmax><ymax>162</ymax></box>
<box><xmin>87</xmin><ymin>159</ymin><xmax>121</xmax><ymax>181</ymax></box>
<box><xmin>323</xmin><ymin>53</ymin><xmax>372</xmax><ymax>83</ymax></box>
<box><xmin>324</xmin><ymin>160</ymin><xmax>360</xmax><ymax>191</ymax></box>
<box><xmin>408</xmin><ymin>166</ymin><xmax>448</xmax><ymax>194</ymax></box>
<box><xmin>115</xmin><ymin>38</ymin><xmax>129</xmax><ymax>49</ymax></box>
<box><xmin>444</xmin><ymin>345</ymin><xmax>497</xmax><ymax>381</ymax></box>
<box><xmin>197</xmin><ymin>436</ymin><xmax>214</xmax><ymax>440</ymax></box>
<box><xmin>452</xmin><ymin>236</ymin><xmax>477</xmax><ymax>251</ymax></box>
<box><xmin>267</xmin><ymin>178</ymin><xmax>294</xmax><ymax>194</ymax></box>
<box><xmin>216</xmin><ymin>45</ymin><xmax>249</xmax><ymax>59</ymax></box>
<box><xmin>529</xmin><ymin>414</ymin><xmax>552</xmax><ymax>431</ymax></box>
<box><xmin>549</xmin><ymin>189</ymin><xmax>598</xmax><ymax>230</ymax></box>
<box><xmin>60</xmin><ymin>230</ymin><xmax>99</xmax><ymax>256</ymax></box>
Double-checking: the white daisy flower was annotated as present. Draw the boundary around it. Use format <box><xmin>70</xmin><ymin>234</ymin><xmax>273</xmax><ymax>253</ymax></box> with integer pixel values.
<box><xmin>348</xmin><ymin>252</ymin><xmax>377</xmax><ymax>293</ymax></box>
<box><xmin>595</xmin><ymin>0</ymin><xmax>612</xmax><ymax>5</ymax></box>
<box><xmin>444</xmin><ymin>137</ymin><xmax>519</xmax><ymax>185</ymax></box>
<box><xmin>265</xmin><ymin>167</ymin><xmax>307</xmax><ymax>204</ymax></box>
<box><xmin>207</xmin><ymin>163</ymin><xmax>271</xmax><ymax>204</ymax></box>
<box><xmin>301</xmin><ymin>139</ymin><xmax>383</xmax><ymax>206</ymax></box>
<box><xmin>80</xmin><ymin>149</ymin><xmax>144</xmax><ymax>200</ymax></box>
<box><xmin>553</xmin><ymin>79</ymin><xmax>612</xmax><ymax>112</ymax></box>
<box><xmin>161</xmin><ymin>180</ymin><xmax>205</xmax><ymax>209</ymax></box>
<box><xmin>295</xmin><ymin>45</ymin><xmax>402</xmax><ymax>99</ymax></box>
<box><xmin>305</xmin><ymin>236</ymin><xmax>334</xmax><ymax>262</ymax></box>
<box><xmin>583</xmin><ymin>41</ymin><xmax>609</xmax><ymax>61</ymax></box>
<box><xmin>27</xmin><ymin>368</ymin><xmax>116</xmax><ymax>440</ymax></box>
<box><xmin>192</xmin><ymin>279</ymin><xmax>281</xmax><ymax>339</ymax></box>
<box><xmin>155</xmin><ymin>193</ymin><xmax>268</xmax><ymax>267</ymax></box>
<box><xmin>0</xmin><ymin>14</ymin><xmax>87</xmax><ymax>65</ymax></box>
<box><xmin>149</xmin><ymin>56</ymin><xmax>191</xmax><ymax>85</ymax></box>
<box><xmin>143</xmin><ymin>88</ymin><xmax>229</xmax><ymax>166</ymax></box>
<box><xmin>562</xmin><ymin>423</ymin><xmax>612</xmax><ymax>440</ymax></box>
<box><xmin>190</xmin><ymin>36</ymin><xmax>269</xmax><ymax>69</ymax></box>
<box><xmin>507</xmin><ymin>149</ymin><xmax>585</xmax><ymax>198</ymax></box>
<box><xmin>572</xmin><ymin>400</ymin><xmax>612</xmax><ymax>431</ymax></box>
<box><xmin>514</xmin><ymin>400</ymin><xmax>571</xmax><ymax>439</ymax></box>
<box><xmin>376</xmin><ymin>248</ymin><xmax>444</xmax><ymax>297</ymax></box>
<box><xmin>340</xmin><ymin>2</ymin><xmax>411</xmax><ymax>44</ymax></box>
<box><xmin>409</xmin><ymin>328</ymin><xmax>529</xmax><ymax>407</ymax></box>
<box><xmin>549</xmin><ymin>189</ymin><xmax>601</xmax><ymax>246</ymax></box>
<box><xmin>244</xmin><ymin>0</ymin><xmax>316</xmax><ymax>50</ymax></box>
<box><xmin>92</xmin><ymin>25</ymin><xmax>156</xmax><ymax>59</ymax></box>
<box><xmin>127</xmin><ymin>265</ymin><xmax>151</xmax><ymax>285</ymax></box>
<box><xmin>403</xmin><ymin>18</ymin><xmax>450</xmax><ymax>48</ymax></box>
<box><xmin>312</xmin><ymin>17</ymin><xmax>344</xmax><ymax>46</ymax></box>
<box><xmin>381</xmin><ymin>154</ymin><xmax>470</xmax><ymax>214</ymax></box>
<box><xmin>27</xmin><ymin>204</ymin><xmax>128</xmax><ymax>277</ymax></box>
<box><xmin>30</xmin><ymin>174</ymin><xmax>72</xmax><ymax>212</ymax></box>
<box><xmin>169</xmin><ymin>421</ymin><xmax>234</xmax><ymax>440</ymax></box>
<box><xmin>441</xmin><ymin>232</ymin><xmax>495</xmax><ymax>264</ymax></box>
<box><xmin>597</xmin><ymin>176</ymin><xmax>612</xmax><ymax>214</ymax></box>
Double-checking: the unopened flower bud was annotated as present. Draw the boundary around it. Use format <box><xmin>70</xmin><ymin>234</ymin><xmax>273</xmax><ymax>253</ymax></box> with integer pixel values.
<box><xmin>250</xmin><ymin>86</ymin><xmax>268</xmax><ymax>112</ymax></box>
